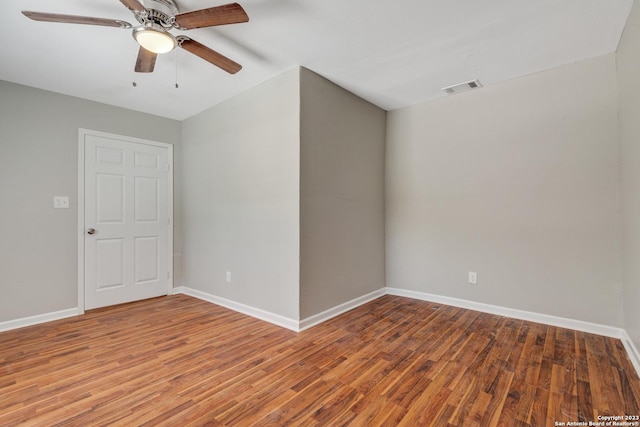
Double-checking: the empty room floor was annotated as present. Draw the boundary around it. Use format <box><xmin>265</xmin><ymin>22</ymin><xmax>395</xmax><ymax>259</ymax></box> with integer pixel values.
<box><xmin>1</xmin><ymin>294</ymin><xmax>639</xmax><ymax>426</ymax></box>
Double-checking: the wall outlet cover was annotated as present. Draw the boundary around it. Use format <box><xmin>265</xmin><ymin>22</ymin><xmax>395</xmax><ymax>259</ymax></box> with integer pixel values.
<box><xmin>468</xmin><ymin>272</ymin><xmax>478</xmax><ymax>285</ymax></box>
<box><xmin>53</xmin><ymin>196</ymin><xmax>70</xmax><ymax>209</ymax></box>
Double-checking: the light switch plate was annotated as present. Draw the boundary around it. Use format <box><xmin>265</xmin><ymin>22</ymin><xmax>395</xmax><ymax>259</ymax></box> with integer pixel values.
<box><xmin>53</xmin><ymin>196</ymin><xmax>69</xmax><ymax>209</ymax></box>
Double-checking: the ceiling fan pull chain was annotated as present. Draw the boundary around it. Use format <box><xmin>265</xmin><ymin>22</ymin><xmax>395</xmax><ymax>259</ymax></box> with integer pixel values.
<box><xmin>175</xmin><ymin>49</ymin><xmax>179</xmax><ymax>89</ymax></box>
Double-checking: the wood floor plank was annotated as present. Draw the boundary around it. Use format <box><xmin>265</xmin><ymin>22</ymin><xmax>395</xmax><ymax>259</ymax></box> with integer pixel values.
<box><xmin>1</xmin><ymin>294</ymin><xmax>639</xmax><ymax>426</ymax></box>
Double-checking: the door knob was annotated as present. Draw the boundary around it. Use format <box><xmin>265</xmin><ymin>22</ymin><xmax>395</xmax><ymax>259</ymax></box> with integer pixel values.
<box><xmin>87</xmin><ymin>228</ymin><xmax>96</xmax><ymax>235</ymax></box>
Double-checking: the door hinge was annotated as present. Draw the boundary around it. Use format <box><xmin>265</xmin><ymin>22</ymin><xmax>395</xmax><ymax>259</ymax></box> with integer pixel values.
<box><xmin>166</xmin><ymin>163</ymin><xmax>170</xmax><ymax>172</ymax></box>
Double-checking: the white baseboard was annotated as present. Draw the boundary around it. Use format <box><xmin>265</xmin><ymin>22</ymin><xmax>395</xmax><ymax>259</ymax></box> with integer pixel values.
<box><xmin>176</xmin><ymin>285</ymin><xmax>640</xmax><ymax>379</ymax></box>
<box><xmin>385</xmin><ymin>287</ymin><xmax>640</xmax><ymax>378</ymax></box>
<box><xmin>174</xmin><ymin>286</ymin><xmax>386</xmax><ymax>333</ymax></box>
<box><xmin>173</xmin><ymin>286</ymin><xmax>299</xmax><ymax>332</ymax></box>
<box><xmin>2</xmin><ymin>287</ymin><xmax>638</xmax><ymax>379</ymax></box>
<box><xmin>621</xmin><ymin>330</ymin><xmax>640</xmax><ymax>378</ymax></box>
<box><xmin>171</xmin><ymin>286</ymin><xmax>186</xmax><ymax>295</ymax></box>
<box><xmin>385</xmin><ymin>287</ymin><xmax>623</xmax><ymax>338</ymax></box>
<box><xmin>0</xmin><ymin>307</ymin><xmax>82</xmax><ymax>333</ymax></box>
<box><xmin>299</xmin><ymin>288</ymin><xmax>386</xmax><ymax>331</ymax></box>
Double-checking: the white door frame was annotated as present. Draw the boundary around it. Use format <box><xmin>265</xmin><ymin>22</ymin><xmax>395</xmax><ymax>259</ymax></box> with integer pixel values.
<box><xmin>77</xmin><ymin>128</ymin><xmax>174</xmax><ymax>313</ymax></box>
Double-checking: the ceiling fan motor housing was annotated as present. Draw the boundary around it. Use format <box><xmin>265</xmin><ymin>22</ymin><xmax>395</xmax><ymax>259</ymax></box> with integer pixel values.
<box><xmin>138</xmin><ymin>0</ymin><xmax>179</xmax><ymax>27</ymax></box>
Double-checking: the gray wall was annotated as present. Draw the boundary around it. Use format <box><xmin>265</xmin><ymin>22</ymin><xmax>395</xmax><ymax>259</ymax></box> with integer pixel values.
<box><xmin>385</xmin><ymin>54</ymin><xmax>623</xmax><ymax>326</ymax></box>
<box><xmin>181</xmin><ymin>69</ymin><xmax>300</xmax><ymax>320</ymax></box>
<box><xmin>299</xmin><ymin>68</ymin><xmax>386</xmax><ymax>319</ymax></box>
<box><xmin>3</xmin><ymin>46</ymin><xmax>635</xmax><ymax>338</ymax></box>
<box><xmin>617</xmin><ymin>0</ymin><xmax>640</xmax><ymax>348</ymax></box>
<box><xmin>0</xmin><ymin>81</ymin><xmax>181</xmax><ymax>322</ymax></box>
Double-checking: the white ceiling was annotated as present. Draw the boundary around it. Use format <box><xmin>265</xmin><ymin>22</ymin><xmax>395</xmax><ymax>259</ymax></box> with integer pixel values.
<box><xmin>0</xmin><ymin>0</ymin><xmax>633</xmax><ymax>121</ymax></box>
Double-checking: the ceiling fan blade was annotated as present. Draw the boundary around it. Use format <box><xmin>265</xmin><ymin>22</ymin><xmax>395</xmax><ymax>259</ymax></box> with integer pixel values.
<box><xmin>135</xmin><ymin>47</ymin><xmax>157</xmax><ymax>73</ymax></box>
<box><xmin>22</xmin><ymin>11</ymin><xmax>131</xmax><ymax>28</ymax></box>
<box><xmin>119</xmin><ymin>0</ymin><xmax>146</xmax><ymax>12</ymax></box>
<box><xmin>179</xmin><ymin>38</ymin><xmax>242</xmax><ymax>74</ymax></box>
<box><xmin>175</xmin><ymin>3</ymin><xmax>249</xmax><ymax>29</ymax></box>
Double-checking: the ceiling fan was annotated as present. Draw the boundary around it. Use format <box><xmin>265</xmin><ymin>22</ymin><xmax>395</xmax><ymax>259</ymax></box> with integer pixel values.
<box><xmin>22</xmin><ymin>0</ymin><xmax>249</xmax><ymax>74</ymax></box>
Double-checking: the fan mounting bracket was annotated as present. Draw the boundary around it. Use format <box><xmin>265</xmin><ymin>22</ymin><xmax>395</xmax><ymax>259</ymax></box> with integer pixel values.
<box><xmin>175</xmin><ymin>34</ymin><xmax>188</xmax><ymax>46</ymax></box>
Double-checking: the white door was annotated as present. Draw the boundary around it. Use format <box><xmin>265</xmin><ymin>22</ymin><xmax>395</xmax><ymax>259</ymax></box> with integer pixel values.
<box><xmin>80</xmin><ymin>129</ymin><xmax>172</xmax><ymax>310</ymax></box>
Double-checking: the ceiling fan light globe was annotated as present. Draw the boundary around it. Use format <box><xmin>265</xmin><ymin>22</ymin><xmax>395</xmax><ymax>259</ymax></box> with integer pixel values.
<box><xmin>133</xmin><ymin>25</ymin><xmax>176</xmax><ymax>54</ymax></box>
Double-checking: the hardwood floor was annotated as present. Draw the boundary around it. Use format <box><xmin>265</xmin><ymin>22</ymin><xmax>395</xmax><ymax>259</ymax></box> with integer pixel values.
<box><xmin>1</xmin><ymin>294</ymin><xmax>639</xmax><ymax>426</ymax></box>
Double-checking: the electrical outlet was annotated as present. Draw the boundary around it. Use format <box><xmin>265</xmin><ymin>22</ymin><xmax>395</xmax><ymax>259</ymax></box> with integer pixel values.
<box><xmin>226</xmin><ymin>271</ymin><xmax>231</xmax><ymax>283</ymax></box>
<box><xmin>53</xmin><ymin>196</ymin><xmax>69</xmax><ymax>209</ymax></box>
<box><xmin>468</xmin><ymin>272</ymin><xmax>478</xmax><ymax>285</ymax></box>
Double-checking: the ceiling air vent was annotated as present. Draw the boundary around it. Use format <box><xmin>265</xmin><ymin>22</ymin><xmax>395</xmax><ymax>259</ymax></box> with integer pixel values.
<box><xmin>442</xmin><ymin>79</ymin><xmax>483</xmax><ymax>95</ymax></box>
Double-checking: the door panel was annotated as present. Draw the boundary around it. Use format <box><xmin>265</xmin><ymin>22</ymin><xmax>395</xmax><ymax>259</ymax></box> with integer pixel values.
<box><xmin>134</xmin><ymin>151</ymin><xmax>159</xmax><ymax>168</ymax></box>
<box><xmin>134</xmin><ymin>236</ymin><xmax>159</xmax><ymax>283</ymax></box>
<box><xmin>83</xmin><ymin>131</ymin><xmax>171</xmax><ymax>310</ymax></box>
<box><xmin>135</xmin><ymin>176</ymin><xmax>159</xmax><ymax>222</ymax></box>
<box><xmin>97</xmin><ymin>174</ymin><xmax>125</xmax><ymax>223</ymax></box>
<box><xmin>96</xmin><ymin>146</ymin><xmax>125</xmax><ymax>165</ymax></box>
<box><xmin>96</xmin><ymin>239</ymin><xmax>125</xmax><ymax>289</ymax></box>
